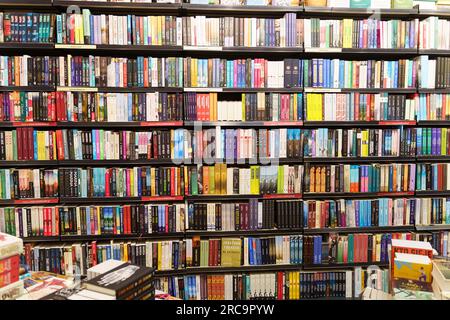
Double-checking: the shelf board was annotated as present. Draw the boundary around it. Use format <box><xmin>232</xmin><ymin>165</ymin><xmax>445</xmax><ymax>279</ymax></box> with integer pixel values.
<box><xmin>303</xmin><ymin>6</ymin><xmax>418</xmax><ymax>16</ymax></box>
<box><xmin>415</xmin><ymin>225</ymin><xmax>450</xmax><ymax>231</ymax></box>
<box><xmin>303</xmin><ymin>156</ymin><xmax>414</xmax><ymax>163</ymax></box>
<box><xmin>186</xmin><ymin>229</ymin><xmax>303</xmax><ymax>237</ymax></box>
<box><xmin>303</xmin><ymin>121</ymin><xmax>416</xmax><ymax>127</ymax></box>
<box><xmin>0</xmin><ymin>198</ymin><xmax>59</xmax><ymax>205</ymax></box>
<box><xmin>57</xmin><ymin>159</ymin><xmax>176</xmax><ymax>166</ymax></box>
<box><xmin>60</xmin><ymin>196</ymin><xmax>183</xmax><ymax>204</ymax></box>
<box><xmin>184</xmin><ymin>87</ymin><xmax>303</xmax><ymax>93</ymax></box>
<box><xmin>60</xmin><ymin>233</ymin><xmax>185</xmax><ymax>241</ymax></box>
<box><xmin>0</xmin><ymin>160</ymin><xmax>58</xmax><ymax>167</ymax></box>
<box><xmin>185</xmin><ymin>264</ymin><xmax>302</xmax><ymax>274</ymax></box>
<box><xmin>305</xmin><ymin>87</ymin><xmax>416</xmax><ymax>93</ymax></box>
<box><xmin>415</xmin><ymin>191</ymin><xmax>450</xmax><ymax>197</ymax></box>
<box><xmin>22</xmin><ymin>236</ymin><xmax>60</xmax><ymax>243</ymax></box>
<box><xmin>182</xmin><ymin>4</ymin><xmax>303</xmax><ymax>15</ymax></box>
<box><xmin>186</xmin><ymin>193</ymin><xmax>302</xmax><ymax>201</ymax></box>
<box><xmin>304</xmin><ymin>48</ymin><xmax>417</xmax><ymax>55</ymax></box>
<box><xmin>418</xmin><ymin>88</ymin><xmax>450</xmax><ymax>94</ymax></box>
<box><xmin>184</xmin><ymin>121</ymin><xmax>303</xmax><ymax>127</ymax></box>
<box><xmin>302</xmin><ymin>261</ymin><xmax>389</xmax><ymax>270</ymax></box>
<box><xmin>418</xmin><ymin>49</ymin><xmax>450</xmax><ymax>56</ymax></box>
<box><xmin>418</xmin><ymin>8</ymin><xmax>450</xmax><ymax>18</ymax></box>
<box><xmin>303</xmin><ymin>191</ymin><xmax>414</xmax><ymax>199</ymax></box>
<box><xmin>54</xmin><ymin>0</ymin><xmax>182</xmax><ymax>13</ymax></box>
<box><xmin>0</xmin><ymin>43</ymin><xmax>53</xmax><ymax>50</ymax></box>
<box><xmin>0</xmin><ymin>0</ymin><xmax>52</xmax><ymax>7</ymax></box>
<box><xmin>55</xmin><ymin>44</ymin><xmax>183</xmax><ymax>53</ymax></box>
<box><xmin>304</xmin><ymin>225</ymin><xmax>414</xmax><ymax>234</ymax></box>
<box><xmin>416</xmin><ymin>120</ymin><xmax>450</xmax><ymax>126</ymax></box>
<box><xmin>57</xmin><ymin>86</ymin><xmax>182</xmax><ymax>93</ymax></box>
<box><xmin>0</xmin><ymin>86</ymin><xmax>54</xmax><ymax>92</ymax></box>
<box><xmin>416</xmin><ymin>156</ymin><xmax>450</xmax><ymax>162</ymax></box>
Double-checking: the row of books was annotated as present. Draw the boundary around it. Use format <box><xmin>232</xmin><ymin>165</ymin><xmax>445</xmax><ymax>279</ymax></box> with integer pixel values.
<box><xmin>7</xmin><ymin>91</ymin><xmax>450</xmax><ymax>123</ymax></box>
<box><xmin>303</xmin><ymin>59</ymin><xmax>417</xmax><ymax>89</ymax></box>
<box><xmin>306</xmin><ymin>93</ymin><xmax>416</xmax><ymax>122</ymax></box>
<box><xmin>0</xmin><ymin>204</ymin><xmax>185</xmax><ymax>238</ymax></box>
<box><xmin>57</xmin><ymin>12</ymin><xmax>182</xmax><ymax>46</ymax></box>
<box><xmin>0</xmin><ymin>13</ymin><xmax>54</xmax><ymax>43</ymax></box>
<box><xmin>187</xmin><ymin>236</ymin><xmax>303</xmax><ymax>267</ymax></box>
<box><xmin>185</xmin><ymin>165</ymin><xmax>303</xmax><ymax>195</ymax></box>
<box><xmin>416</xmin><ymin>127</ymin><xmax>450</xmax><ymax>156</ymax></box>
<box><xmin>187</xmin><ymin>200</ymin><xmax>302</xmax><ymax>231</ymax></box>
<box><xmin>303</xmin><ymin>198</ymin><xmax>415</xmax><ymax>229</ymax></box>
<box><xmin>20</xmin><ymin>233</ymin><xmax>409</xmax><ymax>274</ymax></box>
<box><xmin>187</xmin><ymin>128</ymin><xmax>302</xmax><ymax>160</ymax></box>
<box><xmin>303</xmin><ymin>128</ymin><xmax>416</xmax><ymax>158</ymax></box>
<box><xmin>303</xmin><ymin>232</ymin><xmax>413</xmax><ymax>264</ymax></box>
<box><xmin>3</xmin><ymin>56</ymin><xmax>450</xmax><ymax>89</ymax></box>
<box><xmin>424</xmin><ymin>231</ymin><xmax>450</xmax><ymax>257</ymax></box>
<box><xmin>416</xmin><ymin>163</ymin><xmax>450</xmax><ymax>191</ymax></box>
<box><xmin>0</xmin><ymin>169</ymin><xmax>58</xmax><ymax>199</ymax></box>
<box><xmin>3</xmin><ymin>197</ymin><xmax>450</xmax><ymax>239</ymax></box>
<box><xmin>0</xmin><ymin>92</ymin><xmax>184</xmax><ymax>122</ymax></box>
<box><xmin>183</xmin><ymin>14</ymin><xmax>301</xmax><ymax>47</ymax></box>
<box><xmin>304</xmin><ymin>18</ymin><xmax>418</xmax><ymax>49</ymax></box>
<box><xmin>156</xmin><ymin>271</ymin><xmax>352</xmax><ymax>300</ymax></box>
<box><xmin>7</xmin><ymin>12</ymin><xmax>450</xmax><ymax>51</ymax></box>
<box><xmin>55</xmin><ymin>129</ymin><xmax>184</xmax><ymax>160</ymax></box>
<box><xmin>11</xmin><ymin>163</ymin><xmax>450</xmax><ymax>199</ymax></box>
<box><xmin>184</xmin><ymin>92</ymin><xmax>304</xmax><ymax>122</ymax></box>
<box><xmin>59</xmin><ymin>167</ymin><xmax>184</xmax><ymax>197</ymax></box>
<box><xmin>417</xmin><ymin>56</ymin><xmax>450</xmax><ymax>89</ymax></box>
<box><xmin>304</xmin><ymin>163</ymin><xmax>416</xmax><ymax>193</ymax></box>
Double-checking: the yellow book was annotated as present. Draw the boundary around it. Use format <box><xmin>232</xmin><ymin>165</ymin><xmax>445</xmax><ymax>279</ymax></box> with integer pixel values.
<box><xmin>157</xmin><ymin>242</ymin><xmax>162</xmax><ymax>270</ymax></box>
<box><xmin>209</xmin><ymin>166</ymin><xmax>215</xmax><ymax>194</ymax></box>
<box><xmin>242</xmin><ymin>94</ymin><xmax>246</xmax><ymax>121</ymax></box>
<box><xmin>52</xmin><ymin>131</ymin><xmax>57</xmax><ymax>161</ymax></box>
<box><xmin>203</xmin><ymin>166</ymin><xmax>209</xmax><ymax>195</ymax></box>
<box><xmin>250</xmin><ymin>166</ymin><xmax>260</xmax><ymax>195</ymax></box>
<box><xmin>157</xmin><ymin>16</ymin><xmax>163</xmax><ymax>46</ymax></box>
<box><xmin>130</xmin><ymin>169</ymin><xmax>134</xmax><ymax>196</ymax></box>
<box><xmin>151</xmin><ymin>168</ymin><xmax>156</xmax><ymax>195</ymax></box>
<box><xmin>37</xmin><ymin>131</ymin><xmax>44</xmax><ymax>160</ymax></box>
<box><xmin>442</xmin><ymin>128</ymin><xmax>447</xmax><ymax>155</ymax></box>
<box><xmin>343</xmin><ymin>19</ymin><xmax>352</xmax><ymax>48</ymax></box>
<box><xmin>151</xmin><ymin>16</ymin><xmax>157</xmax><ymax>46</ymax></box>
<box><xmin>361</xmin><ymin>130</ymin><xmax>369</xmax><ymax>157</ymax></box>
<box><xmin>214</xmin><ymin>164</ymin><xmax>221</xmax><ymax>194</ymax></box>
<box><xmin>393</xmin><ymin>253</ymin><xmax>432</xmax><ymax>283</ymax></box>
<box><xmin>306</xmin><ymin>94</ymin><xmax>323</xmax><ymax>121</ymax></box>
<box><xmin>192</xmin><ymin>58</ymin><xmax>198</xmax><ymax>87</ymax></box>
<box><xmin>97</xmin><ymin>207</ymin><xmax>101</xmax><ymax>235</ymax></box>
<box><xmin>170</xmin><ymin>130</ymin><xmax>174</xmax><ymax>158</ymax></box>
<box><xmin>221</xmin><ymin>238</ymin><xmax>241</xmax><ymax>267</ymax></box>
<box><xmin>220</xmin><ymin>163</ymin><xmax>227</xmax><ymax>194</ymax></box>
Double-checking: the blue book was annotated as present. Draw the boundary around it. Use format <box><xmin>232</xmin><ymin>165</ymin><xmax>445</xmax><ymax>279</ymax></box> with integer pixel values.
<box><xmin>255</xmin><ymin>238</ymin><xmax>261</xmax><ymax>265</ymax></box>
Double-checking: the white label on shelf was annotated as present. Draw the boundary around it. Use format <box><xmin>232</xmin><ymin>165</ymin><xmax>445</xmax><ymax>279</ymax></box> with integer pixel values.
<box><xmin>379</xmin><ymin>97</ymin><xmax>388</xmax><ymax>103</ymax></box>
<box><xmin>55</xmin><ymin>44</ymin><xmax>97</xmax><ymax>49</ymax></box>
<box><xmin>57</xmin><ymin>86</ymin><xmax>98</xmax><ymax>92</ymax></box>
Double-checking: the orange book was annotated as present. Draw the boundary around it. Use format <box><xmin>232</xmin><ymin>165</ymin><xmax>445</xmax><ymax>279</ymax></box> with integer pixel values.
<box><xmin>203</xmin><ymin>166</ymin><xmax>209</xmax><ymax>195</ymax></box>
<box><xmin>220</xmin><ymin>164</ymin><xmax>227</xmax><ymax>194</ymax></box>
<box><xmin>207</xmin><ymin>275</ymin><xmax>213</xmax><ymax>300</ymax></box>
<box><xmin>143</xmin><ymin>57</ymin><xmax>149</xmax><ymax>87</ymax></box>
<box><xmin>315</xmin><ymin>167</ymin><xmax>321</xmax><ymax>192</ymax></box>
<box><xmin>320</xmin><ymin>167</ymin><xmax>326</xmax><ymax>193</ymax></box>
<box><xmin>403</xmin><ymin>164</ymin><xmax>408</xmax><ymax>192</ymax></box>
<box><xmin>392</xmin><ymin>165</ymin><xmax>397</xmax><ymax>192</ymax></box>
<box><xmin>214</xmin><ymin>163</ymin><xmax>221</xmax><ymax>194</ymax></box>
<box><xmin>310</xmin><ymin>167</ymin><xmax>315</xmax><ymax>193</ymax></box>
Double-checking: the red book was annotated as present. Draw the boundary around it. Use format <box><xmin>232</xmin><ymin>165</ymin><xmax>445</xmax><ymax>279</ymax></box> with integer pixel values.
<box><xmin>0</xmin><ymin>268</ymin><xmax>19</xmax><ymax>289</ymax></box>
<box><xmin>17</xmin><ymin>128</ymin><xmax>23</xmax><ymax>160</ymax></box>
<box><xmin>27</xmin><ymin>127</ymin><xmax>34</xmax><ymax>160</ymax></box>
<box><xmin>105</xmin><ymin>169</ymin><xmax>110</xmax><ymax>197</ymax></box>
<box><xmin>277</xmin><ymin>271</ymin><xmax>284</xmax><ymax>300</ymax></box>
<box><xmin>91</xmin><ymin>241</ymin><xmax>98</xmax><ymax>266</ymax></box>
<box><xmin>55</xmin><ymin>130</ymin><xmax>64</xmax><ymax>160</ymax></box>
<box><xmin>170</xmin><ymin>167</ymin><xmax>175</xmax><ymax>196</ymax></box>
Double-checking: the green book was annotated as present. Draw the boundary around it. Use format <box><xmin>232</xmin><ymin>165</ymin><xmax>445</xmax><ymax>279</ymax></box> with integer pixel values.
<box><xmin>350</xmin><ymin>0</ymin><xmax>371</xmax><ymax>8</ymax></box>
<box><xmin>391</xmin><ymin>0</ymin><xmax>413</xmax><ymax>8</ymax></box>
<box><xmin>348</xmin><ymin>234</ymin><xmax>354</xmax><ymax>263</ymax></box>
<box><xmin>277</xmin><ymin>166</ymin><xmax>284</xmax><ymax>194</ymax></box>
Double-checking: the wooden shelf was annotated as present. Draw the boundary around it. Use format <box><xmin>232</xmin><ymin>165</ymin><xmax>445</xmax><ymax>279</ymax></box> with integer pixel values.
<box><xmin>304</xmin><ymin>225</ymin><xmax>414</xmax><ymax>234</ymax></box>
<box><xmin>53</xmin><ymin>0</ymin><xmax>181</xmax><ymax>13</ymax></box>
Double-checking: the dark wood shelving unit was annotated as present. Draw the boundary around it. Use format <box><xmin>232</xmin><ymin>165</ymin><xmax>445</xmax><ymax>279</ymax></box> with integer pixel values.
<box><xmin>2</xmin><ymin>1</ymin><xmax>450</xmax><ymax>290</ymax></box>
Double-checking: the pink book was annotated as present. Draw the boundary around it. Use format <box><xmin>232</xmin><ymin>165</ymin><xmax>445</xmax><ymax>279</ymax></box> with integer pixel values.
<box><xmin>233</xmin><ymin>60</ymin><xmax>238</xmax><ymax>88</ymax></box>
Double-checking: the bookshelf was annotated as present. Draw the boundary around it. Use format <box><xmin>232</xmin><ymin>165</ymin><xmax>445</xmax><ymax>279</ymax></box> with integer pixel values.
<box><xmin>1</xmin><ymin>0</ymin><xmax>450</xmax><ymax>301</ymax></box>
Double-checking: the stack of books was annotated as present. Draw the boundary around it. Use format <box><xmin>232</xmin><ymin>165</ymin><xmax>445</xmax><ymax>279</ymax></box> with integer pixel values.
<box><xmin>431</xmin><ymin>257</ymin><xmax>450</xmax><ymax>299</ymax></box>
<box><xmin>0</xmin><ymin>232</ymin><xmax>24</xmax><ymax>300</ymax></box>
<box><xmin>390</xmin><ymin>239</ymin><xmax>435</xmax><ymax>299</ymax></box>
